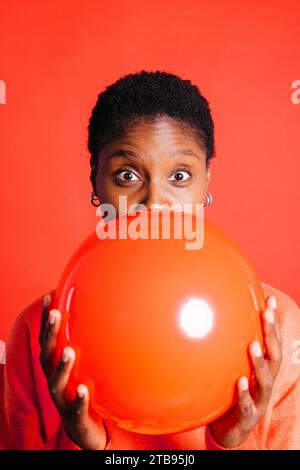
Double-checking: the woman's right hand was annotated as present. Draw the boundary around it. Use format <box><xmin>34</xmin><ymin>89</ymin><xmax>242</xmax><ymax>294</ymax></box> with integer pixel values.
<box><xmin>39</xmin><ymin>292</ymin><xmax>108</xmax><ymax>450</ymax></box>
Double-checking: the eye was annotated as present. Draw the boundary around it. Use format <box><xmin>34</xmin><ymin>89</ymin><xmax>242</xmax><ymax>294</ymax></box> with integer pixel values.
<box><xmin>168</xmin><ymin>168</ymin><xmax>192</xmax><ymax>183</ymax></box>
<box><xmin>113</xmin><ymin>170</ymin><xmax>140</xmax><ymax>183</ymax></box>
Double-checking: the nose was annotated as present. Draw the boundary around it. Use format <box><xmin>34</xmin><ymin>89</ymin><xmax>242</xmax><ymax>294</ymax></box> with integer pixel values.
<box><xmin>140</xmin><ymin>179</ymin><xmax>170</xmax><ymax>210</ymax></box>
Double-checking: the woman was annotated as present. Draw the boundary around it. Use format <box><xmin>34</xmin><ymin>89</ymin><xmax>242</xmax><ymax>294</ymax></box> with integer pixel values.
<box><xmin>2</xmin><ymin>70</ymin><xmax>300</xmax><ymax>450</ymax></box>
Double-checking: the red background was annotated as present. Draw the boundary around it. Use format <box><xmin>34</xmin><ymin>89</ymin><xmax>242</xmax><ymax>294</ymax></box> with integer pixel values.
<box><xmin>0</xmin><ymin>0</ymin><xmax>299</xmax><ymax>343</ymax></box>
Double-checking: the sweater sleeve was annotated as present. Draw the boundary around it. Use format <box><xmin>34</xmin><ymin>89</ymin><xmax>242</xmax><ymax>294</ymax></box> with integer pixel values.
<box><xmin>206</xmin><ymin>283</ymin><xmax>300</xmax><ymax>450</ymax></box>
<box><xmin>263</xmin><ymin>289</ymin><xmax>300</xmax><ymax>449</ymax></box>
<box><xmin>2</xmin><ymin>295</ymin><xmax>82</xmax><ymax>450</ymax></box>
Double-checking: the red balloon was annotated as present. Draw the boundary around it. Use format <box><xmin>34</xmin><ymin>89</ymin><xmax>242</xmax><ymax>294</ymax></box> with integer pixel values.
<box><xmin>51</xmin><ymin>209</ymin><xmax>264</xmax><ymax>435</ymax></box>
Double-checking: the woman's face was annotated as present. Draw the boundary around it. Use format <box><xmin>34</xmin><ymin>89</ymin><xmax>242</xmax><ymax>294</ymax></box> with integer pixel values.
<box><xmin>95</xmin><ymin>116</ymin><xmax>211</xmax><ymax>215</ymax></box>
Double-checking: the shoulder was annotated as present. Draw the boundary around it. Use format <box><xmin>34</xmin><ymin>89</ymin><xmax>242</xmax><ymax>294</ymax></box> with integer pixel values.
<box><xmin>261</xmin><ymin>281</ymin><xmax>300</xmax><ymax>393</ymax></box>
<box><xmin>16</xmin><ymin>289</ymin><xmax>56</xmax><ymax>327</ymax></box>
<box><xmin>261</xmin><ymin>281</ymin><xmax>300</xmax><ymax>317</ymax></box>
<box><xmin>6</xmin><ymin>289</ymin><xmax>56</xmax><ymax>355</ymax></box>
<box><xmin>261</xmin><ymin>281</ymin><xmax>300</xmax><ymax>340</ymax></box>
<box><xmin>5</xmin><ymin>289</ymin><xmax>57</xmax><ymax>396</ymax></box>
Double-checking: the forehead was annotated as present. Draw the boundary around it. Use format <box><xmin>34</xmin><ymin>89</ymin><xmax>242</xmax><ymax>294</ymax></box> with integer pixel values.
<box><xmin>103</xmin><ymin>116</ymin><xmax>205</xmax><ymax>155</ymax></box>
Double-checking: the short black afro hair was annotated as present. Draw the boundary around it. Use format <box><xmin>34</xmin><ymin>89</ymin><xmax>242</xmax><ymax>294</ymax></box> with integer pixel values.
<box><xmin>88</xmin><ymin>70</ymin><xmax>216</xmax><ymax>194</ymax></box>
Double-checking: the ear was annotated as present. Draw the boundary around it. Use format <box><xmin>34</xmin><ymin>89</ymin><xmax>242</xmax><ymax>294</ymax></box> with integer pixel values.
<box><xmin>206</xmin><ymin>165</ymin><xmax>211</xmax><ymax>186</ymax></box>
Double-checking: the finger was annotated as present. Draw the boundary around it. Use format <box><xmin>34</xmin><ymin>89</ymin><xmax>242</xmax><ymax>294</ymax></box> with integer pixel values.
<box><xmin>39</xmin><ymin>293</ymin><xmax>52</xmax><ymax>348</ymax></box>
<box><xmin>249</xmin><ymin>340</ymin><xmax>273</xmax><ymax>409</ymax></box>
<box><xmin>39</xmin><ymin>308</ymin><xmax>61</xmax><ymax>378</ymax></box>
<box><xmin>236</xmin><ymin>376</ymin><xmax>256</xmax><ymax>433</ymax></box>
<box><xmin>69</xmin><ymin>385</ymin><xmax>107</xmax><ymax>450</ymax></box>
<box><xmin>71</xmin><ymin>384</ymin><xmax>90</xmax><ymax>425</ymax></box>
<box><xmin>48</xmin><ymin>346</ymin><xmax>76</xmax><ymax>412</ymax></box>
<box><xmin>266</xmin><ymin>296</ymin><xmax>281</xmax><ymax>345</ymax></box>
<box><xmin>262</xmin><ymin>307</ymin><xmax>282</xmax><ymax>378</ymax></box>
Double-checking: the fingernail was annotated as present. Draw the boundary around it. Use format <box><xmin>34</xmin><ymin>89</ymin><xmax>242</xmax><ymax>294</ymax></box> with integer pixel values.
<box><xmin>240</xmin><ymin>376</ymin><xmax>249</xmax><ymax>391</ymax></box>
<box><xmin>48</xmin><ymin>312</ymin><xmax>56</xmax><ymax>325</ymax></box>
<box><xmin>265</xmin><ymin>307</ymin><xmax>274</xmax><ymax>324</ymax></box>
<box><xmin>62</xmin><ymin>346</ymin><xmax>75</xmax><ymax>363</ymax></box>
<box><xmin>268</xmin><ymin>296</ymin><xmax>277</xmax><ymax>310</ymax></box>
<box><xmin>251</xmin><ymin>340</ymin><xmax>263</xmax><ymax>357</ymax></box>
<box><xmin>77</xmin><ymin>384</ymin><xmax>87</xmax><ymax>398</ymax></box>
<box><xmin>48</xmin><ymin>309</ymin><xmax>60</xmax><ymax>325</ymax></box>
<box><xmin>43</xmin><ymin>294</ymin><xmax>50</xmax><ymax>308</ymax></box>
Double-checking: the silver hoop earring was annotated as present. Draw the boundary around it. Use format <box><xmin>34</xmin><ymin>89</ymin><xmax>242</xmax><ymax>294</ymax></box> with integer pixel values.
<box><xmin>204</xmin><ymin>192</ymin><xmax>213</xmax><ymax>208</ymax></box>
<box><xmin>90</xmin><ymin>191</ymin><xmax>101</xmax><ymax>207</ymax></box>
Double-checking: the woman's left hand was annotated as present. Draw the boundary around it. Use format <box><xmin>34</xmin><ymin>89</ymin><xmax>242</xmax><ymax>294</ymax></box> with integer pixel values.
<box><xmin>209</xmin><ymin>295</ymin><xmax>282</xmax><ymax>448</ymax></box>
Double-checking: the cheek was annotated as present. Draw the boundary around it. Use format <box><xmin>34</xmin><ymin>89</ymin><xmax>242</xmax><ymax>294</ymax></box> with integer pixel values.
<box><xmin>97</xmin><ymin>179</ymin><xmax>140</xmax><ymax>214</ymax></box>
<box><xmin>174</xmin><ymin>176</ymin><xmax>207</xmax><ymax>204</ymax></box>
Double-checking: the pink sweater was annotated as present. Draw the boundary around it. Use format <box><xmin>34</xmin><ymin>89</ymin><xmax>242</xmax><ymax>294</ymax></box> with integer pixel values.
<box><xmin>1</xmin><ymin>281</ymin><xmax>300</xmax><ymax>449</ymax></box>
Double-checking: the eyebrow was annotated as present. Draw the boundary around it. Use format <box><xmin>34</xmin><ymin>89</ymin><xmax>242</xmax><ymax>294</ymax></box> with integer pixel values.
<box><xmin>106</xmin><ymin>148</ymin><xmax>200</xmax><ymax>161</ymax></box>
